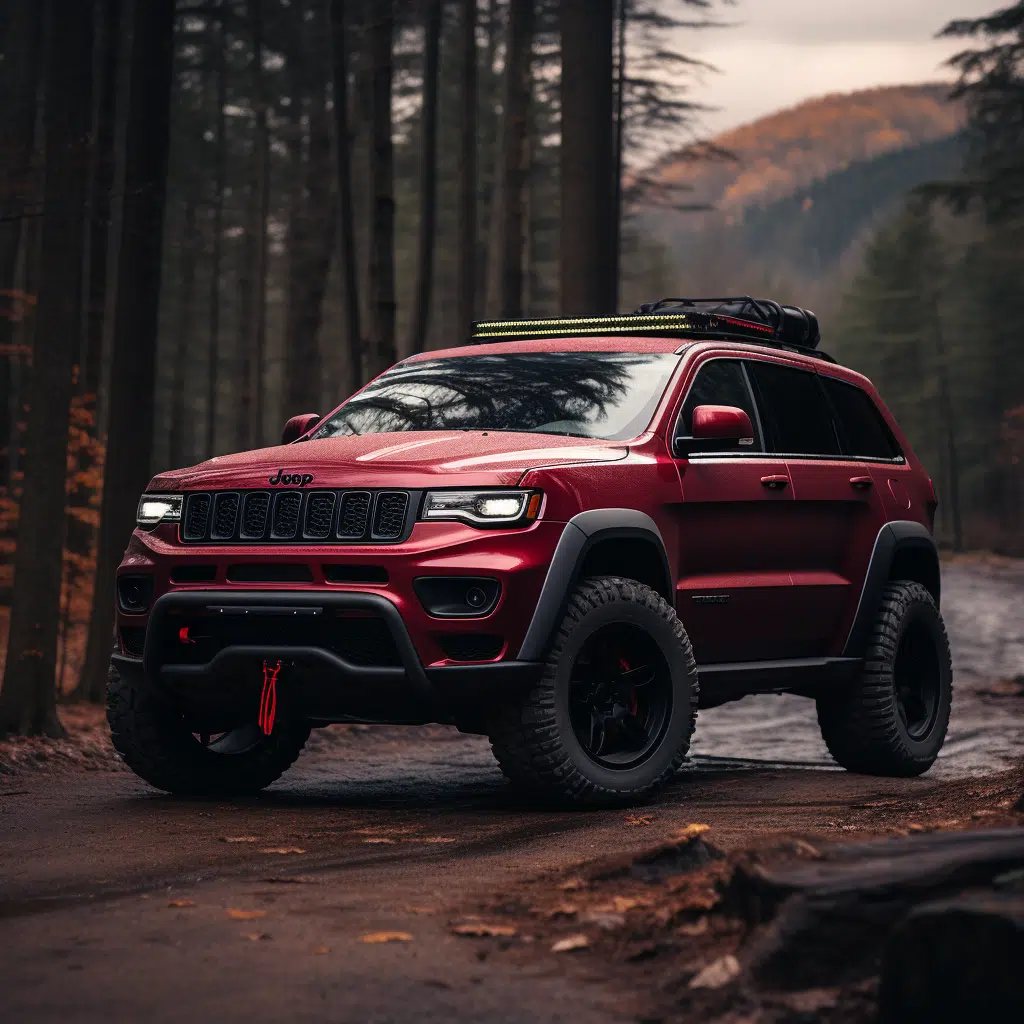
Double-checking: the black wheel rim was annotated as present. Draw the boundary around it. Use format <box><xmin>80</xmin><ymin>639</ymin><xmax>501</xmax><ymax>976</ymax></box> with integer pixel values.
<box><xmin>893</xmin><ymin>618</ymin><xmax>941</xmax><ymax>740</ymax></box>
<box><xmin>568</xmin><ymin>622</ymin><xmax>673</xmax><ymax>770</ymax></box>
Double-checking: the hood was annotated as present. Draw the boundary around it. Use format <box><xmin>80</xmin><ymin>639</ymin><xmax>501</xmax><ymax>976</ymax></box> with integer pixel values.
<box><xmin>148</xmin><ymin>431</ymin><xmax>628</xmax><ymax>491</ymax></box>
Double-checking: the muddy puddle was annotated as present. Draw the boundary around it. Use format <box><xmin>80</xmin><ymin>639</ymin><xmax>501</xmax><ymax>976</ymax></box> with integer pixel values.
<box><xmin>690</xmin><ymin>559</ymin><xmax>1024</xmax><ymax>777</ymax></box>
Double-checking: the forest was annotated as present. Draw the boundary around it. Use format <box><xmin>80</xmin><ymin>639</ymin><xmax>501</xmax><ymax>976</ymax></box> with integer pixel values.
<box><xmin>0</xmin><ymin>0</ymin><xmax>1023</xmax><ymax>736</ymax></box>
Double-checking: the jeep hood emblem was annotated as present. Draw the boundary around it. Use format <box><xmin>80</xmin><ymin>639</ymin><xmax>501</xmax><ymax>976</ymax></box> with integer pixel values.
<box><xmin>269</xmin><ymin>469</ymin><xmax>314</xmax><ymax>486</ymax></box>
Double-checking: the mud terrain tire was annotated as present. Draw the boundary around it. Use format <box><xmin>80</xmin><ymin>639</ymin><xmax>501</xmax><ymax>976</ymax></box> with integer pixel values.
<box><xmin>817</xmin><ymin>581</ymin><xmax>952</xmax><ymax>777</ymax></box>
<box><xmin>488</xmin><ymin>576</ymin><xmax>698</xmax><ymax>807</ymax></box>
<box><xmin>106</xmin><ymin>657</ymin><xmax>310</xmax><ymax>797</ymax></box>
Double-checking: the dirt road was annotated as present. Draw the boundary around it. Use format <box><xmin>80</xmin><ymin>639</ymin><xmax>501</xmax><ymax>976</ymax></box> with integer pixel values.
<box><xmin>1</xmin><ymin>558</ymin><xmax>1022</xmax><ymax>1023</ymax></box>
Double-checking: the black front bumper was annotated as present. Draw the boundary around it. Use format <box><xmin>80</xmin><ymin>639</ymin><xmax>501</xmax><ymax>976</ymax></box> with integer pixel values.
<box><xmin>116</xmin><ymin>590</ymin><xmax>542</xmax><ymax>727</ymax></box>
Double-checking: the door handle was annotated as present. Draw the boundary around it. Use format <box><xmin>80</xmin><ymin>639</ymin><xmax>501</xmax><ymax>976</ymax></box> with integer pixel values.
<box><xmin>761</xmin><ymin>475</ymin><xmax>789</xmax><ymax>490</ymax></box>
<box><xmin>849</xmin><ymin>476</ymin><xmax>874</xmax><ymax>490</ymax></box>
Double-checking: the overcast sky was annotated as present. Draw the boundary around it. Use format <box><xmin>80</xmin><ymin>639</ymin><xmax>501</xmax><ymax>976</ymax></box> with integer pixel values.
<box><xmin>680</xmin><ymin>0</ymin><xmax>998</xmax><ymax>135</ymax></box>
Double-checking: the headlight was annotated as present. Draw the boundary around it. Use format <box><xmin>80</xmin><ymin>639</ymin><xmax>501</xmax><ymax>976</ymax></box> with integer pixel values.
<box><xmin>421</xmin><ymin>490</ymin><xmax>541</xmax><ymax>526</ymax></box>
<box><xmin>136</xmin><ymin>493</ymin><xmax>183</xmax><ymax>526</ymax></box>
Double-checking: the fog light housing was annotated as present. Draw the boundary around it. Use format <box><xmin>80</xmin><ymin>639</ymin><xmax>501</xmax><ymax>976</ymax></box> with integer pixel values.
<box><xmin>413</xmin><ymin>577</ymin><xmax>501</xmax><ymax>618</ymax></box>
<box><xmin>117</xmin><ymin>574</ymin><xmax>154</xmax><ymax>614</ymax></box>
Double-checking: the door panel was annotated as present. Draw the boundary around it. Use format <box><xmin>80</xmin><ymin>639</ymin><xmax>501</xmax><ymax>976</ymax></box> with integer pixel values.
<box><xmin>676</xmin><ymin>457</ymin><xmax>803</xmax><ymax>663</ymax></box>
<box><xmin>784</xmin><ymin>459</ymin><xmax>888</xmax><ymax>657</ymax></box>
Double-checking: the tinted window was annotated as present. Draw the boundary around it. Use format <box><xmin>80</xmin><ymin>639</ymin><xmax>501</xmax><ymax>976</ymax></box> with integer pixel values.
<box><xmin>313</xmin><ymin>352</ymin><xmax>679</xmax><ymax>442</ymax></box>
<box><xmin>677</xmin><ymin>359</ymin><xmax>761</xmax><ymax>450</ymax></box>
<box><xmin>821</xmin><ymin>377</ymin><xmax>901</xmax><ymax>460</ymax></box>
<box><xmin>747</xmin><ymin>361</ymin><xmax>841</xmax><ymax>456</ymax></box>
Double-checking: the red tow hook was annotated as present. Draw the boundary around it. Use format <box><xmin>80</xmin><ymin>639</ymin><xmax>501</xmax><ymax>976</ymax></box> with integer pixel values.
<box><xmin>258</xmin><ymin>659</ymin><xmax>282</xmax><ymax>736</ymax></box>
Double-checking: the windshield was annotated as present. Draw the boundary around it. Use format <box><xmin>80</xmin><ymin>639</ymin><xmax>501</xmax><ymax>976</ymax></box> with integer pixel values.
<box><xmin>313</xmin><ymin>352</ymin><xmax>679</xmax><ymax>442</ymax></box>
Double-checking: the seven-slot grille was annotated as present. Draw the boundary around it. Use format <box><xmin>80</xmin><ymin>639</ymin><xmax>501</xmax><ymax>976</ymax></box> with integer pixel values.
<box><xmin>181</xmin><ymin>490</ymin><xmax>412</xmax><ymax>544</ymax></box>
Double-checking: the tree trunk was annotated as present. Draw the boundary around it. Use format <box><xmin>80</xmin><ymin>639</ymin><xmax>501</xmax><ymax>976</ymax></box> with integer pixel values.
<box><xmin>329</xmin><ymin>0</ymin><xmax>364</xmax><ymax>392</ymax></box>
<box><xmin>206</xmin><ymin>3</ymin><xmax>227</xmax><ymax>458</ymax></box>
<box><xmin>559</xmin><ymin>0</ymin><xmax>616</xmax><ymax>315</ymax></box>
<box><xmin>78</xmin><ymin>0</ymin><xmax>175</xmax><ymax>704</ymax></box>
<box><xmin>283</xmin><ymin>12</ymin><xmax>336</xmax><ymax>418</ymax></box>
<box><xmin>0</xmin><ymin>0</ymin><xmax>95</xmax><ymax>736</ymax></box>
<box><xmin>81</xmin><ymin>0</ymin><xmax>122</xmax><ymax>408</ymax></box>
<box><xmin>610</xmin><ymin>0</ymin><xmax>627</xmax><ymax>310</ymax></box>
<box><xmin>239</xmin><ymin>0</ymin><xmax>270</xmax><ymax>449</ymax></box>
<box><xmin>456</xmin><ymin>0</ymin><xmax>478</xmax><ymax>334</ymax></box>
<box><xmin>366</xmin><ymin>1</ymin><xmax>396</xmax><ymax>379</ymax></box>
<box><xmin>168</xmin><ymin>196</ymin><xmax>198</xmax><ymax>469</ymax></box>
<box><xmin>496</xmin><ymin>0</ymin><xmax>533</xmax><ymax>318</ymax></box>
<box><xmin>0</xmin><ymin>0</ymin><xmax>44</xmax><ymax>490</ymax></box>
<box><xmin>407</xmin><ymin>0</ymin><xmax>442</xmax><ymax>356</ymax></box>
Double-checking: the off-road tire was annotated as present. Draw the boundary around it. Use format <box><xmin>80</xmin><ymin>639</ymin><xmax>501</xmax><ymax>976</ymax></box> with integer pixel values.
<box><xmin>816</xmin><ymin>581</ymin><xmax>952</xmax><ymax>777</ymax></box>
<box><xmin>488</xmin><ymin>576</ymin><xmax>699</xmax><ymax>807</ymax></box>
<box><xmin>106</xmin><ymin>657</ymin><xmax>310</xmax><ymax>797</ymax></box>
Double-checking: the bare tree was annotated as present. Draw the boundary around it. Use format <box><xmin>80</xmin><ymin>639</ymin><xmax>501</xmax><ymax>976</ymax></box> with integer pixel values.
<box><xmin>366</xmin><ymin>0</ymin><xmax>396</xmax><ymax>378</ymax></box>
<box><xmin>0</xmin><ymin>0</ymin><xmax>95</xmax><ymax>735</ymax></box>
<box><xmin>0</xmin><ymin>0</ymin><xmax>44</xmax><ymax>489</ymax></box>
<box><xmin>78</xmin><ymin>0</ymin><xmax>176</xmax><ymax>703</ymax></box>
<box><xmin>493</xmin><ymin>0</ymin><xmax>534</xmax><ymax>317</ymax></box>
<box><xmin>407</xmin><ymin>0</ymin><xmax>442</xmax><ymax>356</ymax></box>
<box><xmin>329</xmin><ymin>0</ymin><xmax>364</xmax><ymax>391</ymax></box>
<box><xmin>560</xmin><ymin>0</ymin><xmax>616</xmax><ymax>314</ymax></box>
<box><xmin>456</xmin><ymin>0</ymin><xmax>478</xmax><ymax>333</ymax></box>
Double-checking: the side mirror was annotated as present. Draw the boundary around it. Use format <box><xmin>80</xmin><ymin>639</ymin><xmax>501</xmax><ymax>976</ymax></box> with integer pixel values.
<box><xmin>281</xmin><ymin>412</ymin><xmax>320</xmax><ymax>445</ymax></box>
<box><xmin>674</xmin><ymin>405</ymin><xmax>755</xmax><ymax>455</ymax></box>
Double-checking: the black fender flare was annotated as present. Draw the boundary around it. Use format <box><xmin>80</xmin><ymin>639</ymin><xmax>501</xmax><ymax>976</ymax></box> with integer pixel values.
<box><xmin>842</xmin><ymin>521</ymin><xmax>940</xmax><ymax>659</ymax></box>
<box><xmin>517</xmin><ymin>509</ymin><xmax>673</xmax><ymax>662</ymax></box>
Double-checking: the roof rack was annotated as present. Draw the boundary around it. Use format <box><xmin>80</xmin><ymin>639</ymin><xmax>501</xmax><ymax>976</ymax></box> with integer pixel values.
<box><xmin>470</xmin><ymin>295</ymin><xmax>835</xmax><ymax>363</ymax></box>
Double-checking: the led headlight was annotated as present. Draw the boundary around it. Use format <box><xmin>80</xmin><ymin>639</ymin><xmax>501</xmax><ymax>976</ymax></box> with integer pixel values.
<box><xmin>421</xmin><ymin>490</ymin><xmax>541</xmax><ymax>526</ymax></box>
<box><xmin>136</xmin><ymin>493</ymin><xmax>183</xmax><ymax>527</ymax></box>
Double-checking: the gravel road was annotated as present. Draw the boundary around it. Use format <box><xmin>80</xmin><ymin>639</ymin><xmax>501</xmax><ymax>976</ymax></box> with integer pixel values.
<box><xmin>0</xmin><ymin>557</ymin><xmax>1021</xmax><ymax>1023</ymax></box>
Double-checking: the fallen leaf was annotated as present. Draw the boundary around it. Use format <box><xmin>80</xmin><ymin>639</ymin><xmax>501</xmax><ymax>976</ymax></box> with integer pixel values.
<box><xmin>361</xmin><ymin>931</ymin><xmax>414</xmax><ymax>944</ymax></box>
<box><xmin>551</xmin><ymin>934</ymin><xmax>590</xmax><ymax>953</ymax></box>
<box><xmin>689</xmin><ymin>954</ymin><xmax>740</xmax><ymax>989</ymax></box>
<box><xmin>312</xmin><ymin>946</ymin><xmax>330</xmax><ymax>955</ymax></box>
<box><xmin>671</xmin><ymin>823</ymin><xmax>711</xmax><ymax>842</ymax></box>
<box><xmin>907</xmin><ymin>823</ymin><xmax>927</xmax><ymax>832</ymax></box>
<box><xmin>227</xmin><ymin>908</ymin><xmax>267</xmax><ymax>920</ymax></box>
<box><xmin>678</xmin><ymin>917</ymin><xmax>709</xmax><ymax>937</ymax></box>
<box><xmin>363</xmin><ymin>838</ymin><xmax>396</xmax><ymax>845</ymax></box>
<box><xmin>222</xmin><ymin>836</ymin><xmax>261</xmax><ymax>843</ymax></box>
<box><xmin>559</xmin><ymin>877</ymin><xmax>586</xmax><ymax>891</ymax></box>
<box><xmin>451</xmin><ymin>922</ymin><xmax>518</xmax><ymax>938</ymax></box>
<box><xmin>581</xmin><ymin>911</ymin><xmax>625</xmax><ymax>931</ymax></box>
<box><xmin>260</xmin><ymin>847</ymin><xmax>306</xmax><ymax>855</ymax></box>
<box><xmin>417</xmin><ymin>837</ymin><xmax>457</xmax><ymax>844</ymax></box>
<box><xmin>545</xmin><ymin>903</ymin><xmax>579</xmax><ymax>919</ymax></box>
<box><xmin>167</xmin><ymin>898</ymin><xmax>196</xmax><ymax>908</ymax></box>
<box><xmin>592</xmin><ymin>896</ymin><xmax>650</xmax><ymax>913</ymax></box>
<box><xmin>625</xmin><ymin>814</ymin><xmax>654</xmax><ymax>826</ymax></box>
<box><xmin>240</xmin><ymin>932</ymin><xmax>272</xmax><ymax>942</ymax></box>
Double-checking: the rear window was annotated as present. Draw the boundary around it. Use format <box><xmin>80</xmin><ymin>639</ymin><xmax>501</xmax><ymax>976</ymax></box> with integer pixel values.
<box><xmin>746</xmin><ymin>361</ymin><xmax>841</xmax><ymax>456</ymax></box>
<box><xmin>313</xmin><ymin>352</ymin><xmax>680</xmax><ymax>442</ymax></box>
<box><xmin>820</xmin><ymin>376</ymin><xmax>902</xmax><ymax>461</ymax></box>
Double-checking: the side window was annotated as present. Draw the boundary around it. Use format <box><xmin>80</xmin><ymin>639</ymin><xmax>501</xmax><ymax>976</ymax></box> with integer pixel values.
<box><xmin>820</xmin><ymin>376</ymin><xmax>902</xmax><ymax>461</ymax></box>
<box><xmin>746</xmin><ymin>361</ymin><xmax>841</xmax><ymax>456</ymax></box>
<box><xmin>677</xmin><ymin>359</ymin><xmax>762</xmax><ymax>450</ymax></box>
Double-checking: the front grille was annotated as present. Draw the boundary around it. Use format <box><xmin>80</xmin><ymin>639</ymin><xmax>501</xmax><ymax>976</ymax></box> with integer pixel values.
<box><xmin>373</xmin><ymin>492</ymin><xmax>409</xmax><ymax>540</ymax></box>
<box><xmin>178</xmin><ymin>489</ymin><xmax>415</xmax><ymax>545</ymax></box>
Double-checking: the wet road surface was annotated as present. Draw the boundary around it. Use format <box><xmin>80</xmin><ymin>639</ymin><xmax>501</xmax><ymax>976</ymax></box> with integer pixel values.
<box><xmin>1</xmin><ymin>558</ymin><xmax>1022</xmax><ymax>1022</ymax></box>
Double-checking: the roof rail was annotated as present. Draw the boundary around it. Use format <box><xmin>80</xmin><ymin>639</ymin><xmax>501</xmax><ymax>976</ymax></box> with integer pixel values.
<box><xmin>469</xmin><ymin>295</ymin><xmax>836</xmax><ymax>363</ymax></box>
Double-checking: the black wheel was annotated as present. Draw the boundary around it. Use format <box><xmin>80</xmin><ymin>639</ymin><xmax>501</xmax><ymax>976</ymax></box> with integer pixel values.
<box><xmin>817</xmin><ymin>581</ymin><xmax>952</xmax><ymax>777</ymax></box>
<box><xmin>488</xmin><ymin>576</ymin><xmax>698</xmax><ymax>807</ymax></box>
<box><xmin>106</xmin><ymin>657</ymin><xmax>310</xmax><ymax>797</ymax></box>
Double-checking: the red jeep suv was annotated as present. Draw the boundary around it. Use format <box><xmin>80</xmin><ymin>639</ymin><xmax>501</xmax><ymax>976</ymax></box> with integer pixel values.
<box><xmin>108</xmin><ymin>297</ymin><xmax>951</xmax><ymax>806</ymax></box>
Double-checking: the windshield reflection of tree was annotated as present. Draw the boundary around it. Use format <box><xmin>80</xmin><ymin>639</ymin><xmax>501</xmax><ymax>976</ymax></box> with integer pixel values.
<box><xmin>321</xmin><ymin>354</ymin><xmax>642</xmax><ymax>437</ymax></box>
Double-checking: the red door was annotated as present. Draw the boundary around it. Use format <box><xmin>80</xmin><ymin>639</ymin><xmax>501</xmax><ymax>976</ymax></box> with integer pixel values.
<box><xmin>745</xmin><ymin>360</ymin><xmax>889</xmax><ymax>659</ymax></box>
<box><xmin>669</xmin><ymin>356</ymin><xmax>805</xmax><ymax>664</ymax></box>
